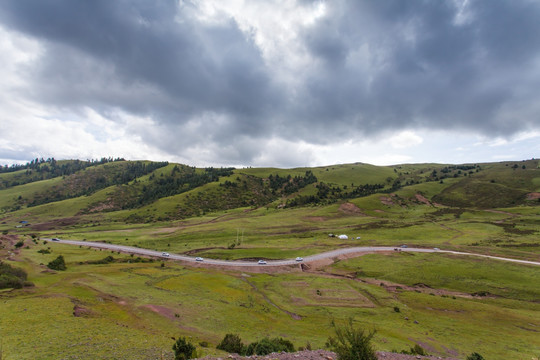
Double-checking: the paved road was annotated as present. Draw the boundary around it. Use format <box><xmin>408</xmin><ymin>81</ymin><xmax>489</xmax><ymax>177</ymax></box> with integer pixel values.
<box><xmin>47</xmin><ymin>238</ymin><xmax>540</xmax><ymax>267</ymax></box>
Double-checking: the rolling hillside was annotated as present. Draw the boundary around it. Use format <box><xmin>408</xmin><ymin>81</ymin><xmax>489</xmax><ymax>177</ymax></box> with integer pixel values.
<box><xmin>1</xmin><ymin>158</ymin><xmax>539</xmax><ymax>360</ymax></box>
<box><xmin>1</xmin><ymin>158</ymin><xmax>538</xmax><ymax>224</ymax></box>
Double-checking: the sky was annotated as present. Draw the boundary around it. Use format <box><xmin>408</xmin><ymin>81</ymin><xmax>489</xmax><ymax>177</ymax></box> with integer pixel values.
<box><xmin>0</xmin><ymin>0</ymin><xmax>539</xmax><ymax>168</ymax></box>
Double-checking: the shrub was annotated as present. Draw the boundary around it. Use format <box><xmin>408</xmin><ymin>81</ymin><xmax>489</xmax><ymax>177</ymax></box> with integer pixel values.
<box><xmin>245</xmin><ymin>337</ymin><xmax>295</xmax><ymax>356</ymax></box>
<box><xmin>401</xmin><ymin>344</ymin><xmax>427</xmax><ymax>356</ymax></box>
<box><xmin>14</xmin><ymin>241</ymin><xmax>24</xmax><ymax>249</ymax></box>
<box><xmin>37</xmin><ymin>249</ymin><xmax>51</xmax><ymax>254</ymax></box>
<box><xmin>0</xmin><ymin>261</ymin><xmax>28</xmax><ymax>289</ymax></box>
<box><xmin>326</xmin><ymin>319</ymin><xmax>377</xmax><ymax>360</ymax></box>
<box><xmin>217</xmin><ymin>333</ymin><xmax>245</xmax><ymax>354</ymax></box>
<box><xmin>393</xmin><ymin>306</ymin><xmax>400</xmax><ymax>313</ymax></box>
<box><xmin>172</xmin><ymin>337</ymin><xmax>196</xmax><ymax>360</ymax></box>
<box><xmin>47</xmin><ymin>255</ymin><xmax>67</xmax><ymax>271</ymax></box>
<box><xmin>467</xmin><ymin>353</ymin><xmax>485</xmax><ymax>360</ymax></box>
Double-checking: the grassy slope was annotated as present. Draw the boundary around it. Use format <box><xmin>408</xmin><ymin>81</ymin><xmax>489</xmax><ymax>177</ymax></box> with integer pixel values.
<box><xmin>1</xmin><ymin>159</ymin><xmax>539</xmax><ymax>359</ymax></box>
<box><xmin>1</xmin><ymin>243</ymin><xmax>538</xmax><ymax>360</ymax></box>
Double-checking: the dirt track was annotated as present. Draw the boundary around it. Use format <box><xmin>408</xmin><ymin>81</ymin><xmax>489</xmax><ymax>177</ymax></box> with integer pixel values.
<box><xmin>49</xmin><ymin>238</ymin><xmax>540</xmax><ymax>269</ymax></box>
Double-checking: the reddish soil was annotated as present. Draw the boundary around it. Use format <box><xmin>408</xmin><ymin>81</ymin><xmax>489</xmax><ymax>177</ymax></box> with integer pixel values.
<box><xmin>380</xmin><ymin>196</ymin><xmax>394</xmax><ymax>206</ymax></box>
<box><xmin>526</xmin><ymin>192</ymin><xmax>540</xmax><ymax>200</ymax></box>
<box><xmin>196</xmin><ymin>349</ymin><xmax>459</xmax><ymax>360</ymax></box>
<box><xmin>143</xmin><ymin>304</ymin><xmax>199</xmax><ymax>332</ymax></box>
<box><xmin>73</xmin><ymin>304</ymin><xmax>93</xmax><ymax>317</ymax></box>
<box><xmin>31</xmin><ymin>217</ymin><xmax>81</xmax><ymax>231</ymax></box>
<box><xmin>338</xmin><ymin>202</ymin><xmax>366</xmax><ymax>215</ymax></box>
<box><xmin>414</xmin><ymin>194</ymin><xmax>432</xmax><ymax>206</ymax></box>
<box><xmin>304</xmin><ymin>216</ymin><xmax>326</xmax><ymax>222</ymax></box>
<box><xmin>143</xmin><ymin>304</ymin><xmax>178</xmax><ymax>320</ymax></box>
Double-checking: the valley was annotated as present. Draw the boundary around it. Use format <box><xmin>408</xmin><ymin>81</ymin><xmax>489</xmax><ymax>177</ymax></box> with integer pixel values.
<box><xmin>1</xmin><ymin>158</ymin><xmax>539</xmax><ymax>359</ymax></box>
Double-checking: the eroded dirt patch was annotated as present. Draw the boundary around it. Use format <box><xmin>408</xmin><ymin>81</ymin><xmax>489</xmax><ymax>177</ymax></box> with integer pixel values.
<box><xmin>31</xmin><ymin>217</ymin><xmax>81</xmax><ymax>231</ymax></box>
<box><xmin>380</xmin><ymin>196</ymin><xmax>394</xmax><ymax>205</ymax></box>
<box><xmin>526</xmin><ymin>192</ymin><xmax>540</xmax><ymax>200</ymax></box>
<box><xmin>339</xmin><ymin>202</ymin><xmax>366</xmax><ymax>215</ymax></box>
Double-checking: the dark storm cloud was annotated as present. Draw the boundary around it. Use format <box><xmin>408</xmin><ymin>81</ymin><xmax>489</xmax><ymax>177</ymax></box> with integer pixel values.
<box><xmin>0</xmin><ymin>0</ymin><xmax>279</xmax><ymax>134</ymax></box>
<box><xmin>1</xmin><ymin>0</ymin><xmax>540</xmax><ymax>164</ymax></box>
<box><xmin>295</xmin><ymin>0</ymin><xmax>540</xmax><ymax>138</ymax></box>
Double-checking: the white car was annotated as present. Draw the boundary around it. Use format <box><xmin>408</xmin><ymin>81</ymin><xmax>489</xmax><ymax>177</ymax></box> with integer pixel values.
<box><xmin>161</xmin><ymin>252</ymin><xmax>170</xmax><ymax>257</ymax></box>
<box><xmin>295</xmin><ymin>257</ymin><xmax>303</xmax><ymax>262</ymax></box>
<box><xmin>433</xmin><ymin>248</ymin><xmax>440</xmax><ymax>251</ymax></box>
<box><xmin>195</xmin><ymin>257</ymin><xmax>204</xmax><ymax>262</ymax></box>
<box><xmin>257</xmin><ymin>260</ymin><xmax>267</xmax><ymax>265</ymax></box>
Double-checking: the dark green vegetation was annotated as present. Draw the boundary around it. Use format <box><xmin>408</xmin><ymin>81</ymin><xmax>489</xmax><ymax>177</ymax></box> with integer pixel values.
<box><xmin>0</xmin><ymin>158</ymin><xmax>539</xmax><ymax>359</ymax></box>
<box><xmin>326</xmin><ymin>320</ymin><xmax>377</xmax><ymax>360</ymax></box>
<box><xmin>216</xmin><ymin>333</ymin><xmax>295</xmax><ymax>356</ymax></box>
<box><xmin>0</xmin><ymin>261</ymin><xmax>29</xmax><ymax>289</ymax></box>
<box><xmin>173</xmin><ymin>337</ymin><xmax>196</xmax><ymax>360</ymax></box>
<box><xmin>47</xmin><ymin>255</ymin><xmax>67</xmax><ymax>271</ymax></box>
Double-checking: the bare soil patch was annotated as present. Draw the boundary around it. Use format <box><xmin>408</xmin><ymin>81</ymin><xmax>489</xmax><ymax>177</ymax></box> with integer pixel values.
<box><xmin>526</xmin><ymin>192</ymin><xmax>540</xmax><ymax>200</ymax></box>
<box><xmin>380</xmin><ymin>196</ymin><xmax>394</xmax><ymax>206</ymax></box>
<box><xmin>339</xmin><ymin>202</ymin><xmax>366</xmax><ymax>215</ymax></box>
<box><xmin>414</xmin><ymin>194</ymin><xmax>431</xmax><ymax>205</ymax></box>
<box><xmin>73</xmin><ymin>304</ymin><xmax>93</xmax><ymax>317</ymax></box>
<box><xmin>31</xmin><ymin>217</ymin><xmax>81</xmax><ymax>231</ymax></box>
<box><xmin>143</xmin><ymin>304</ymin><xmax>199</xmax><ymax>332</ymax></box>
<box><xmin>304</xmin><ymin>216</ymin><xmax>326</xmax><ymax>222</ymax></box>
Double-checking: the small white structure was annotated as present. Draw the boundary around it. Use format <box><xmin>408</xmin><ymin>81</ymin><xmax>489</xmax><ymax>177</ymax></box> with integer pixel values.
<box><xmin>338</xmin><ymin>234</ymin><xmax>348</xmax><ymax>240</ymax></box>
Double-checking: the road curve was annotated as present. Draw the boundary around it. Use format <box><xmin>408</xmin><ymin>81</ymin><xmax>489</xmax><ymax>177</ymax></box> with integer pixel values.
<box><xmin>47</xmin><ymin>239</ymin><xmax>540</xmax><ymax>267</ymax></box>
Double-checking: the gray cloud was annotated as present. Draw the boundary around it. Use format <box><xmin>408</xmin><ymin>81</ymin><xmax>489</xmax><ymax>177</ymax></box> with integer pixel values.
<box><xmin>293</xmin><ymin>0</ymin><xmax>540</xmax><ymax>137</ymax></box>
<box><xmin>1</xmin><ymin>0</ymin><xmax>540</xmax><ymax>165</ymax></box>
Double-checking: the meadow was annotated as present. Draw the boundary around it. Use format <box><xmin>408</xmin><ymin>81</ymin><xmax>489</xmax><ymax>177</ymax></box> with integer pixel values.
<box><xmin>1</xmin><ymin>159</ymin><xmax>539</xmax><ymax>359</ymax></box>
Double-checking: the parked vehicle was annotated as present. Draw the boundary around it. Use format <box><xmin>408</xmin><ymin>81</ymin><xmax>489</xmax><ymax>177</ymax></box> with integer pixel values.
<box><xmin>195</xmin><ymin>257</ymin><xmax>204</xmax><ymax>262</ymax></box>
<box><xmin>258</xmin><ymin>260</ymin><xmax>267</xmax><ymax>265</ymax></box>
<box><xmin>161</xmin><ymin>252</ymin><xmax>170</xmax><ymax>257</ymax></box>
<box><xmin>295</xmin><ymin>257</ymin><xmax>303</xmax><ymax>262</ymax></box>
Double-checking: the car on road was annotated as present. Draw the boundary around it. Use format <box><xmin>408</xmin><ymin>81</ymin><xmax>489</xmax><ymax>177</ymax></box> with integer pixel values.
<box><xmin>195</xmin><ymin>257</ymin><xmax>204</xmax><ymax>262</ymax></box>
<box><xmin>257</xmin><ymin>260</ymin><xmax>267</xmax><ymax>265</ymax></box>
<box><xmin>161</xmin><ymin>252</ymin><xmax>170</xmax><ymax>257</ymax></box>
<box><xmin>433</xmin><ymin>248</ymin><xmax>440</xmax><ymax>251</ymax></box>
<box><xmin>295</xmin><ymin>257</ymin><xmax>303</xmax><ymax>262</ymax></box>
<box><xmin>400</xmin><ymin>244</ymin><xmax>408</xmax><ymax>248</ymax></box>
<box><xmin>52</xmin><ymin>238</ymin><xmax>60</xmax><ymax>241</ymax></box>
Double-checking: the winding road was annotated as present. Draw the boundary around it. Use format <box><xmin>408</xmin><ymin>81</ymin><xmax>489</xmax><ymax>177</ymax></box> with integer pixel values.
<box><xmin>47</xmin><ymin>238</ymin><xmax>540</xmax><ymax>267</ymax></box>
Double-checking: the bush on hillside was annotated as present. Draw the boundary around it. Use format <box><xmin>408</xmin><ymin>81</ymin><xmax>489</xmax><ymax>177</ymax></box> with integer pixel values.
<box><xmin>87</xmin><ymin>255</ymin><xmax>115</xmax><ymax>265</ymax></box>
<box><xmin>467</xmin><ymin>353</ymin><xmax>485</xmax><ymax>360</ymax></box>
<box><xmin>0</xmin><ymin>261</ymin><xmax>28</xmax><ymax>289</ymax></box>
<box><xmin>173</xmin><ymin>337</ymin><xmax>196</xmax><ymax>360</ymax></box>
<box><xmin>326</xmin><ymin>319</ymin><xmax>377</xmax><ymax>360</ymax></box>
<box><xmin>245</xmin><ymin>337</ymin><xmax>295</xmax><ymax>356</ymax></box>
<box><xmin>47</xmin><ymin>255</ymin><xmax>67</xmax><ymax>271</ymax></box>
<box><xmin>400</xmin><ymin>344</ymin><xmax>427</xmax><ymax>356</ymax></box>
<box><xmin>217</xmin><ymin>333</ymin><xmax>245</xmax><ymax>354</ymax></box>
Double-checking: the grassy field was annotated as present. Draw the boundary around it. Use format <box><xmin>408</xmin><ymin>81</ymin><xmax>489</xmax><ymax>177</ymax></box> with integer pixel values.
<box><xmin>1</xmin><ymin>242</ymin><xmax>538</xmax><ymax>360</ymax></box>
<box><xmin>1</xmin><ymin>159</ymin><xmax>539</xmax><ymax>359</ymax></box>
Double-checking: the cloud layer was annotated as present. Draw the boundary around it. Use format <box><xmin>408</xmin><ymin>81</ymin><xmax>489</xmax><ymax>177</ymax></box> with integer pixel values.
<box><xmin>1</xmin><ymin>0</ymin><xmax>539</xmax><ymax>166</ymax></box>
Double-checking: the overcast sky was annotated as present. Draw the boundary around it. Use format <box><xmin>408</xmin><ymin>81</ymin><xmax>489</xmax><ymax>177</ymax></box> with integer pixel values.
<box><xmin>1</xmin><ymin>0</ymin><xmax>539</xmax><ymax>168</ymax></box>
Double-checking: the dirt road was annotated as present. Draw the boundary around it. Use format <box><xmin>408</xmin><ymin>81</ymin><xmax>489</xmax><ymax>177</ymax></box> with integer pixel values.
<box><xmin>48</xmin><ymin>239</ymin><xmax>540</xmax><ymax>268</ymax></box>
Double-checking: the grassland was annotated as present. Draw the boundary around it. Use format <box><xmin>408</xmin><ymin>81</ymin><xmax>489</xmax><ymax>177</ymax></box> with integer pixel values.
<box><xmin>1</xmin><ymin>241</ymin><xmax>538</xmax><ymax>360</ymax></box>
<box><xmin>1</xmin><ymin>159</ymin><xmax>539</xmax><ymax>359</ymax></box>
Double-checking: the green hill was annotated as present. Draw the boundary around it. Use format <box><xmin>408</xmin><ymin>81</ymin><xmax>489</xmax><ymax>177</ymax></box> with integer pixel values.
<box><xmin>1</xmin><ymin>159</ymin><xmax>539</xmax><ymax>226</ymax></box>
